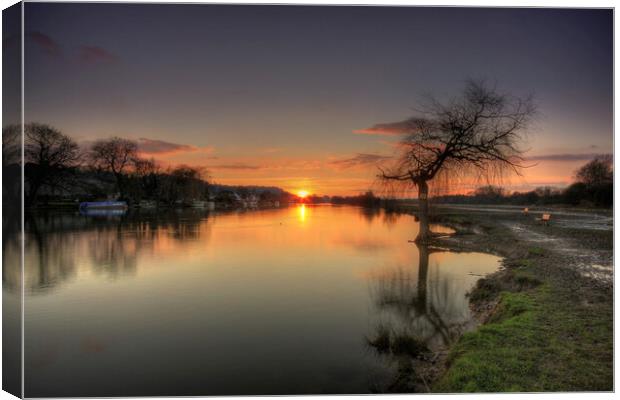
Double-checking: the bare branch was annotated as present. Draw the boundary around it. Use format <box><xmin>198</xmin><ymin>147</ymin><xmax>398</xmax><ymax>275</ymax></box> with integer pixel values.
<box><xmin>379</xmin><ymin>80</ymin><xmax>536</xmax><ymax>193</ymax></box>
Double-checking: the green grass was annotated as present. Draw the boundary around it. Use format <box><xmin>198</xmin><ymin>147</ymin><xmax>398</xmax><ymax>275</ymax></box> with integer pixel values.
<box><xmin>528</xmin><ymin>246</ymin><xmax>546</xmax><ymax>256</ymax></box>
<box><xmin>434</xmin><ymin>278</ymin><xmax>613</xmax><ymax>392</ymax></box>
<box><xmin>515</xmin><ymin>258</ymin><xmax>534</xmax><ymax>268</ymax></box>
<box><xmin>466</xmin><ymin>277</ymin><xmax>501</xmax><ymax>303</ymax></box>
<box><xmin>511</xmin><ymin>268</ymin><xmax>542</xmax><ymax>290</ymax></box>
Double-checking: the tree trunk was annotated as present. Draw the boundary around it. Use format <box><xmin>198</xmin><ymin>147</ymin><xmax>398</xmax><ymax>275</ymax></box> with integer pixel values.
<box><xmin>115</xmin><ymin>172</ymin><xmax>125</xmax><ymax>200</ymax></box>
<box><xmin>415</xmin><ymin>243</ymin><xmax>429</xmax><ymax>313</ymax></box>
<box><xmin>416</xmin><ymin>180</ymin><xmax>430</xmax><ymax>243</ymax></box>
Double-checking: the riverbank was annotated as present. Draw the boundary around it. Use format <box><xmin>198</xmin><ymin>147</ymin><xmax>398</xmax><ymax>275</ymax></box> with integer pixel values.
<box><xmin>403</xmin><ymin>204</ymin><xmax>613</xmax><ymax>392</ymax></box>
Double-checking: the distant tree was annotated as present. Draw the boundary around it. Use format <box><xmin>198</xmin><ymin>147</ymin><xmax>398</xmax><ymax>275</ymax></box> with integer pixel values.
<box><xmin>2</xmin><ymin>124</ymin><xmax>21</xmax><ymax>166</ymax></box>
<box><xmin>89</xmin><ymin>137</ymin><xmax>138</xmax><ymax>199</ymax></box>
<box><xmin>574</xmin><ymin>155</ymin><xmax>613</xmax><ymax>207</ymax></box>
<box><xmin>474</xmin><ymin>185</ymin><xmax>504</xmax><ymax>196</ymax></box>
<box><xmin>534</xmin><ymin>186</ymin><xmax>563</xmax><ymax>205</ymax></box>
<box><xmin>259</xmin><ymin>190</ymin><xmax>281</xmax><ymax>203</ymax></box>
<box><xmin>575</xmin><ymin>155</ymin><xmax>612</xmax><ymax>186</ymax></box>
<box><xmin>563</xmin><ymin>182</ymin><xmax>588</xmax><ymax>206</ymax></box>
<box><xmin>24</xmin><ymin>123</ymin><xmax>81</xmax><ymax>205</ymax></box>
<box><xmin>507</xmin><ymin>189</ymin><xmax>539</xmax><ymax>205</ymax></box>
<box><xmin>474</xmin><ymin>185</ymin><xmax>505</xmax><ymax>202</ymax></box>
<box><xmin>160</xmin><ymin>165</ymin><xmax>209</xmax><ymax>205</ymax></box>
<box><xmin>379</xmin><ymin>80</ymin><xmax>536</xmax><ymax>242</ymax></box>
<box><xmin>132</xmin><ymin>157</ymin><xmax>161</xmax><ymax>201</ymax></box>
<box><xmin>2</xmin><ymin>124</ymin><xmax>22</xmax><ymax>205</ymax></box>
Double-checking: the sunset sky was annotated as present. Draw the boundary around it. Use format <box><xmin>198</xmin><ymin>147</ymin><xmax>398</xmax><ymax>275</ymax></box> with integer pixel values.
<box><xmin>23</xmin><ymin>4</ymin><xmax>612</xmax><ymax>196</ymax></box>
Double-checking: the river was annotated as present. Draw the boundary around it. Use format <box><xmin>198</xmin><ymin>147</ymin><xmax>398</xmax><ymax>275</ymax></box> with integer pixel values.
<box><xmin>4</xmin><ymin>204</ymin><xmax>501</xmax><ymax>396</ymax></box>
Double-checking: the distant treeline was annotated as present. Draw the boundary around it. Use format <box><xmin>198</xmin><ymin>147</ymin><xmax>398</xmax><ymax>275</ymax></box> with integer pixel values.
<box><xmin>433</xmin><ymin>155</ymin><xmax>613</xmax><ymax>208</ymax></box>
<box><xmin>2</xmin><ymin>123</ymin><xmax>612</xmax><ymax>209</ymax></box>
<box><xmin>302</xmin><ymin>191</ymin><xmax>399</xmax><ymax>209</ymax></box>
<box><xmin>2</xmin><ymin>123</ymin><xmax>295</xmax><ymax>208</ymax></box>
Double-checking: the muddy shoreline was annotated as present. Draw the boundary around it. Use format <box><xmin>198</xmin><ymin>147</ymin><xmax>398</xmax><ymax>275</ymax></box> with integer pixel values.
<box><xmin>392</xmin><ymin>203</ymin><xmax>613</xmax><ymax>392</ymax></box>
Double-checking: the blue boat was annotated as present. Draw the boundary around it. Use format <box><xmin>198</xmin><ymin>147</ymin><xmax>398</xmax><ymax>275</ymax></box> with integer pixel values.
<box><xmin>79</xmin><ymin>201</ymin><xmax>128</xmax><ymax>210</ymax></box>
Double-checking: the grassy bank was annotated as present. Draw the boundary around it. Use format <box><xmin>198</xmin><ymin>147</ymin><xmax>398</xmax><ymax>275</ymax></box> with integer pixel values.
<box><xmin>424</xmin><ymin>209</ymin><xmax>613</xmax><ymax>392</ymax></box>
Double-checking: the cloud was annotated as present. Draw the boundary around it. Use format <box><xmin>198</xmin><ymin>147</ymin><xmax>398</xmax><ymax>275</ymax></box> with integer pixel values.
<box><xmin>260</xmin><ymin>147</ymin><xmax>282</xmax><ymax>154</ymax></box>
<box><xmin>328</xmin><ymin>153</ymin><xmax>391</xmax><ymax>169</ymax></box>
<box><xmin>525</xmin><ymin>153</ymin><xmax>611</xmax><ymax>162</ymax></box>
<box><xmin>23</xmin><ymin>34</ymin><xmax>118</xmax><ymax>65</ymax></box>
<box><xmin>137</xmin><ymin>138</ymin><xmax>213</xmax><ymax>156</ymax></box>
<box><xmin>138</xmin><ymin>138</ymin><xmax>196</xmax><ymax>154</ymax></box>
<box><xmin>26</xmin><ymin>31</ymin><xmax>61</xmax><ymax>56</ymax></box>
<box><xmin>208</xmin><ymin>164</ymin><xmax>264</xmax><ymax>170</ymax></box>
<box><xmin>78</xmin><ymin>46</ymin><xmax>118</xmax><ymax>64</ymax></box>
<box><xmin>354</xmin><ymin>118</ymin><xmax>417</xmax><ymax>136</ymax></box>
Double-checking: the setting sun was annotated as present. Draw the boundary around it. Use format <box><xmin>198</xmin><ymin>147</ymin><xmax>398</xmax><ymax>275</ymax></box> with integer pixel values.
<box><xmin>298</xmin><ymin>190</ymin><xmax>309</xmax><ymax>198</ymax></box>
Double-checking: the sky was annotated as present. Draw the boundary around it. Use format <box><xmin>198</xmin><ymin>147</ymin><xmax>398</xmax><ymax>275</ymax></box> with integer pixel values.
<box><xmin>22</xmin><ymin>3</ymin><xmax>613</xmax><ymax>196</ymax></box>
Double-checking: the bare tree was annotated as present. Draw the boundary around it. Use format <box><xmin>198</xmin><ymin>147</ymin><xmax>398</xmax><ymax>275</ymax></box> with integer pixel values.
<box><xmin>159</xmin><ymin>165</ymin><xmax>209</xmax><ymax>205</ymax></box>
<box><xmin>132</xmin><ymin>157</ymin><xmax>161</xmax><ymax>201</ymax></box>
<box><xmin>24</xmin><ymin>123</ymin><xmax>81</xmax><ymax>205</ymax></box>
<box><xmin>3</xmin><ymin>124</ymin><xmax>22</xmax><ymax>205</ymax></box>
<box><xmin>575</xmin><ymin>155</ymin><xmax>613</xmax><ymax>187</ymax></box>
<box><xmin>90</xmin><ymin>137</ymin><xmax>138</xmax><ymax>199</ymax></box>
<box><xmin>379</xmin><ymin>80</ymin><xmax>536</xmax><ymax>242</ymax></box>
<box><xmin>2</xmin><ymin>124</ymin><xmax>21</xmax><ymax>166</ymax></box>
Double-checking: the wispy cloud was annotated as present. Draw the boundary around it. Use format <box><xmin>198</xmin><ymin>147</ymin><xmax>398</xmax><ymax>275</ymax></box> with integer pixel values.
<box><xmin>328</xmin><ymin>153</ymin><xmax>391</xmax><ymax>169</ymax></box>
<box><xmin>137</xmin><ymin>138</ymin><xmax>213</xmax><ymax>156</ymax></box>
<box><xmin>259</xmin><ymin>147</ymin><xmax>283</xmax><ymax>154</ymax></box>
<box><xmin>138</xmin><ymin>138</ymin><xmax>195</xmax><ymax>154</ymax></box>
<box><xmin>78</xmin><ymin>46</ymin><xmax>118</xmax><ymax>64</ymax></box>
<box><xmin>27</xmin><ymin>31</ymin><xmax>61</xmax><ymax>56</ymax></box>
<box><xmin>525</xmin><ymin>153</ymin><xmax>611</xmax><ymax>162</ymax></box>
<box><xmin>354</xmin><ymin>118</ymin><xmax>416</xmax><ymax>136</ymax></box>
<box><xmin>208</xmin><ymin>163</ymin><xmax>264</xmax><ymax>170</ymax></box>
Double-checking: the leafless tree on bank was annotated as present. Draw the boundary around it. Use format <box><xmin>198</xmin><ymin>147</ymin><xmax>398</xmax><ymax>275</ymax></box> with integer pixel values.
<box><xmin>379</xmin><ymin>80</ymin><xmax>536</xmax><ymax>242</ymax></box>
<box><xmin>89</xmin><ymin>137</ymin><xmax>138</xmax><ymax>199</ymax></box>
<box><xmin>24</xmin><ymin>123</ymin><xmax>81</xmax><ymax>205</ymax></box>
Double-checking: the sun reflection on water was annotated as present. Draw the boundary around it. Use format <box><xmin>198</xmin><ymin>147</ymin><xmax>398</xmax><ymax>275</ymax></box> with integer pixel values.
<box><xmin>297</xmin><ymin>204</ymin><xmax>306</xmax><ymax>223</ymax></box>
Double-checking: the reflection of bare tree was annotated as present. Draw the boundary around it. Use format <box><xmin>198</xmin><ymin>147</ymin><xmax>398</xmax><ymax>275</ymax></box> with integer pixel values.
<box><xmin>3</xmin><ymin>124</ymin><xmax>23</xmax><ymax>293</ymax></box>
<box><xmin>358</xmin><ymin>206</ymin><xmax>405</xmax><ymax>229</ymax></box>
<box><xmin>19</xmin><ymin>210</ymin><xmax>213</xmax><ymax>290</ymax></box>
<box><xmin>359</xmin><ymin>207</ymin><xmax>381</xmax><ymax>224</ymax></box>
<box><xmin>25</xmin><ymin>216</ymin><xmax>77</xmax><ymax>293</ymax></box>
<box><xmin>381</xmin><ymin>210</ymin><xmax>401</xmax><ymax>228</ymax></box>
<box><xmin>87</xmin><ymin>211</ymin><xmax>210</xmax><ymax>278</ymax></box>
<box><xmin>367</xmin><ymin>244</ymin><xmax>471</xmax><ymax>392</ymax></box>
<box><xmin>88</xmin><ymin>224</ymin><xmax>138</xmax><ymax>278</ymax></box>
<box><xmin>2</xmin><ymin>212</ymin><xmax>22</xmax><ymax>293</ymax></box>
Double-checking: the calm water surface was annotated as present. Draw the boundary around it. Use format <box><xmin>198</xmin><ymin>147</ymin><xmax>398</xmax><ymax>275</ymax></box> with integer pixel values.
<box><xmin>11</xmin><ymin>205</ymin><xmax>500</xmax><ymax>396</ymax></box>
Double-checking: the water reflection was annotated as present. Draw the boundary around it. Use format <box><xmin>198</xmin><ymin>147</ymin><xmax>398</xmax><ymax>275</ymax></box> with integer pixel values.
<box><xmin>79</xmin><ymin>208</ymin><xmax>127</xmax><ymax>217</ymax></box>
<box><xmin>15</xmin><ymin>210</ymin><xmax>213</xmax><ymax>293</ymax></box>
<box><xmin>21</xmin><ymin>205</ymin><xmax>499</xmax><ymax>396</ymax></box>
<box><xmin>2</xmin><ymin>212</ymin><xmax>22</xmax><ymax>293</ymax></box>
<box><xmin>367</xmin><ymin>243</ymin><xmax>498</xmax><ymax>392</ymax></box>
<box><xmin>358</xmin><ymin>206</ymin><xmax>404</xmax><ymax>229</ymax></box>
<box><xmin>371</xmin><ymin>244</ymin><xmax>472</xmax><ymax>349</ymax></box>
<box><xmin>298</xmin><ymin>203</ymin><xmax>307</xmax><ymax>222</ymax></box>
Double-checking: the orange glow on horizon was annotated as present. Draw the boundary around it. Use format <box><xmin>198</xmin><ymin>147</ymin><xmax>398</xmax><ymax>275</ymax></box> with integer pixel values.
<box><xmin>136</xmin><ymin>150</ymin><xmax>590</xmax><ymax>197</ymax></box>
